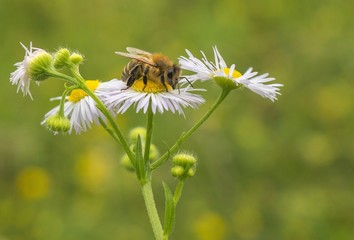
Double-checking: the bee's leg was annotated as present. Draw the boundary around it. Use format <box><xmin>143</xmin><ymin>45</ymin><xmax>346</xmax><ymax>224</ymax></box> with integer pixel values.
<box><xmin>142</xmin><ymin>66</ymin><xmax>150</xmax><ymax>91</ymax></box>
<box><xmin>124</xmin><ymin>64</ymin><xmax>141</xmax><ymax>90</ymax></box>
<box><xmin>160</xmin><ymin>75</ymin><xmax>169</xmax><ymax>92</ymax></box>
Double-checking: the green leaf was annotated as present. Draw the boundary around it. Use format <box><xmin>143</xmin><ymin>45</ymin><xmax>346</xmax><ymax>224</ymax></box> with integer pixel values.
<box><xmin>162</xmin><ymin>182</ymin><xmax>176</xmax><ymax>237</ymax></box>
<box><xmin>135</xmin><ymin>134</ymin><xmax>146</xmax><ymax>181</ymax></box>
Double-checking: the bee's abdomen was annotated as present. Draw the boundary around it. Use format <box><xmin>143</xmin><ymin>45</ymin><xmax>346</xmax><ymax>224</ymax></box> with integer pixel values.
<box><xmin>121</xmin><ymin>61</ymin><xmax>133</xmax><ymax>82</ymax></box>
<box><xmin>122</xmin><ymin>60</ymin><xmax>142</xmax><ymax>82</ymax></box>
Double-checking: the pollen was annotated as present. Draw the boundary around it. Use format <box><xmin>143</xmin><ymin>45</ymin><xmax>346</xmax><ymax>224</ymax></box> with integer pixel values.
<box><xmin>223</xmin><ymin>68</ymin><xmax>242</xmax><ymax>78</ymax></box>
<box><xmin>131</xmin><ymin>78</ymin><xmax>172</xmax><ymax>93</ymax></box>
<box><xmin>68</xmin><ymin>80</ymin><xmax>100</xmax><ymax>102</ymax></box>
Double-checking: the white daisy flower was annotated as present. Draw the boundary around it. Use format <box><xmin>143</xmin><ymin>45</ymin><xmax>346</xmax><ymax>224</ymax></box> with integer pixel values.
<box><xmin>10</xmin><ymin>42</ymin><xmax>51</xmax><ymax>99</ymax></box>
<box><xmin>42</xmin><ymin>80</ymin><xmax>112</xmax><ymax>134</ymax></box>
<box><xmin>179</xmin><ymin>46</ymin><xmax>283</xmax><ymax>102</ymax></box>
<box><xmin>97</xmin><ymin>78</ymin><xmax>205</xmax><ymax>116</ymax></box>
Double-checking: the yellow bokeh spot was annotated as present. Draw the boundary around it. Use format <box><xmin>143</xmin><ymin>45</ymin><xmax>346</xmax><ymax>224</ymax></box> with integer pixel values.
<box><xmin>193</xmin><ymin>212</ymin><xmax>226</xmax><ymax>240</ymax></box>
<box><xmin>131</xmin><ymin>78</ymin><xmax>172</xmax><ymax>93</ymax></box>
<box><xmin>75</xmin><ymin>148</ymin><xmax>113</xmax><ymax>193</ymax></box>
<box><xmin>68</xmin><ymin>80</ymin><xmax>100</xmax><ymax>102</ymax></box>
<box><xmin>223</xmin><ymin>68</ymin><xmax>242</xmax><ymax>78</ymax></box>
<box><xmin>16</xmin><ymin>167</ymin><xmax>51</xmax><ymax>200</ymax></box>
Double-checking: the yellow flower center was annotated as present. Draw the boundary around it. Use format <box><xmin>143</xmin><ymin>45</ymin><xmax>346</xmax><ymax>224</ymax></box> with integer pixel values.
<box><xmin>213</xmin><ymin>68</ymin><xmax>243</xmax><ymax>90</ymax></box>
<box><xmin>131</xmin><ymin>78</ymin><xmax>172</xmax><ymax>93</ymax></box>
<box><xmin>223</xmin><ymin>68</ymin><xmax>242</xmax><ymax>78</ymax></box>
<box><xmin>68</xmin><ymin>80</ymin><xmax>100</xmax><ymax>102</ymax></box>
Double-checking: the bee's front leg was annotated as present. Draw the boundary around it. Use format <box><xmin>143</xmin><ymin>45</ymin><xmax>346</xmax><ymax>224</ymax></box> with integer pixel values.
<box><xmin>160</xmin><ymin>75</ymin><xmax>169</xmax><ymax>92</ymax></box>
<box><xmin>142</xmin><ymin>66</ymin><xmax>150</xmax><ymax>91</ymax></box>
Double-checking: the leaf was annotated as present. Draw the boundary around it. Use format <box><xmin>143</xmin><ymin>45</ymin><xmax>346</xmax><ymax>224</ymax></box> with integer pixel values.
<box><xmin>135</xmin><ymin>134</ymin><xmax>146</xmax><ymax>181</ymax></box>
<box><xmin>162</xmin><ymin>182</ymin><xmax>176</xmax><ymax>236</ymax></box>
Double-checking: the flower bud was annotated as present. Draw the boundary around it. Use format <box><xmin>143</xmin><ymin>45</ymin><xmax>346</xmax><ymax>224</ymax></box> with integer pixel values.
<box><xmin>171</xmin><ymin>152</ymin><xmax>197</xmax><ymax>180</ymax></box>
<box><xmin>69</xmin><ymin>53</ymin><xmax>84</xmax><ymax>64</ymax></box>
<box><xmin>172</xmin><ymin>153</ymin><xmax>197</xmax><ymax>166</ymax></box>
<box><xmin>44</xmin><ymin>113</ymin><xmax>71</xmax><ymax>134</ymax></box>
<box><xmin>129</xmin><ymin>127</ymin><xmax>147</xmax><ymax>143</ymax></box>
<box><xmin>171</xmin><ymin>166</ymin><xmax>185</xmax><ymax>178</ymax></box>
<box><xmin>53</xmin><ymin>48</ymin><xmax>70</xmax><ymax>68</ymax></box>
<box><xmin>129</xmin><ymin>143</ymin><xmax>159</xmax><ymax>161</ymax></box>
<box><xmin>28</xmin><ymin>51</ymin><xmax>53</xmax><ymax>81</ymax></box>
<box><xmin>187</xmin><ymin>167</ymin><xmax>196</xmax><ymax>177</ymax></box>
<box><xmin>149</xmin><ymin>144</ymin><xmax>159</xmax><ymax>161</ymax></box>
<box><xmin>121</xmin><ymin>154</ymin><xmax>135</xmax><ymax>172</ymax></box>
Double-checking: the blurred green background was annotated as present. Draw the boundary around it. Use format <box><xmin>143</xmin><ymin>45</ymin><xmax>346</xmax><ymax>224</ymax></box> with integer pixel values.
<box><xmin>1</xmin><ymin>0</ymin><xmax>354</xmax><ymax>239</ymax></box>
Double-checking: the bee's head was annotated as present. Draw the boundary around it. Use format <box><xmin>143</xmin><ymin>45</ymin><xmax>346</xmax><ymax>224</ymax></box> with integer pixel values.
<box><xmin>166</xmin><ymin>64</ymin><xmax>181</xmax><ymax>89</ymax></box>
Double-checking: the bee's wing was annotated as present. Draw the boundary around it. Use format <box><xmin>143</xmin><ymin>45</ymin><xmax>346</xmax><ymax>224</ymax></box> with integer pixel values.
<box><xmin>126</xmin><ymin>47</ymin><xmax>152</xmax><ymax>56</ymax></box>
<box><xmin>115</xmin><ymin>51</ymin><xmax>157</xmax><ymax>67</ymax></box>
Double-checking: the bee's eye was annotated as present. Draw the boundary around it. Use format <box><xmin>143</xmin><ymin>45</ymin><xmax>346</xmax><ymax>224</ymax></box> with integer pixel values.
<box><xmin>167</xmin><ymin>69</ymin><xmax>174</xmax><ymax>79</ymax></box>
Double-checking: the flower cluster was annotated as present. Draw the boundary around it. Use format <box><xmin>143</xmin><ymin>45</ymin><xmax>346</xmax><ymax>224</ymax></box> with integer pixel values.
<box><xmin>9</xmin><ymin>42</ymin><xmax>284</xmax><ymax>240</ymax></box>
<box><xmin>10</xmin><ymin>43</ymin><xmax>207</xmax><ymax>134</ymax></box>
<box><xmin>10</xmin><ymin>43</ymin><xmax>283</xmax><ymax>135</ymax></box>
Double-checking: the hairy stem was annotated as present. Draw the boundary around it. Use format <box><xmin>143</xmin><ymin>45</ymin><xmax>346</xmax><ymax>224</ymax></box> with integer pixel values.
<box><xmin>141</xmin><ymin>180</ymin><xmax>163</xmax><ymax>240</ymax></box>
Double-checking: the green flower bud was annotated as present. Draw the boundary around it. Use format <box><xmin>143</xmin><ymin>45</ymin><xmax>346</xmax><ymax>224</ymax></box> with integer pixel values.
<box><xmin>129</xmin><ymin>143</ymin><xmax>159</xmax><ymax>161</ymax></box>
<box><xmin>187</xmin><ymin>167</ymin><xmax>196</xmax><ymax>177</ymax></box>
<box><xmin>171</xmin><ymin>166</ymin><xmax>185</xmax><ymax>178</ymax></box>
<box><xmin>129</xmin><ymin>127</ymin><xmax>147</xmax><ymax>143</ymax></box>
<box><xmin>53</xmin><ymin>48</ymin><xmax>70</xmax><ymax>68</ymax></box>
<box><xmin>172</xmin><ymin>153</ymin><xmax>197</xmax><ymax>167</ymax></box>
<box><xmin>149</xmin><ymin>144</ymin><xmax>159</xmax><ymax>161</ymax></box>
<box><xmin>171</xmin><ymin>152</ymin><xmax>197</xmax><ymax>180</ymax></box>
<box><xmin>121</xmin><ymin>154</ymin><xmax>135</xmax><ymax>172</ymax></box>
<box><xmin>129</xmin><ymin>143</ymin><xmax>137</xmax><ymax>153</ymax></box>
<box><xmin>45</xmin><ymin>113</ymin><xmax>70</xmax><ymax>134</ymax></box>
<box><xmin>28</xmin><ymin>51</ymin><xmax>53</xmax><ymax>81</ymax></box>
<box><xmin>69</xmin><ymin>53</ymin><xmax>84</xmax><ymax>64</ymax></box>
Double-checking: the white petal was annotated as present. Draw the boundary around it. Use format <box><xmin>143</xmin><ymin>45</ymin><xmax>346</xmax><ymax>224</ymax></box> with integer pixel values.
<box><xmin>99</xmin><ymin>79</ymin><xmax>205</xmax><ymax>115</ymax></box>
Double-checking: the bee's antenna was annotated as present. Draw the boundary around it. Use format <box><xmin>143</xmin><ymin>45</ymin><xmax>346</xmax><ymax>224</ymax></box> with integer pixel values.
<box><xmin>179</xmin><ymin>76</ymin><xmax>194</xmax><ymax>88</ymax></box>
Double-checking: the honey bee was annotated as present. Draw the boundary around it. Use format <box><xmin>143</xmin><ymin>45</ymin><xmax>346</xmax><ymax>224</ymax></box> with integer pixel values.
<box><xmin>115</xmin><ymin>47</ymin><xmax>188</xmax><ymax>91</ymax></box>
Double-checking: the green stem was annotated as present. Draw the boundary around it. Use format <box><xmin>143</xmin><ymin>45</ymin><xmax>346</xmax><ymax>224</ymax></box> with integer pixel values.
<box><xmin>82</xmin><ymin>86</ymin><xmax>135</xmax><ymax>162</ymax></box>
<box><xmin>173</xmin><ymin>181</ymin><xmax>184</xmax><ymax>205</ymax></box>
<box><xmin>70</xmin><ymin>65</ymin><xmax>85</xmax><ymax>83</ymax></box>
<box><xmin>144</xmin><ymin>104</ymin><xmax>154</xmax><ymax>164</ymax></box>
<box><xmin>141</xmin><ymin>180</ymin><xmax>163</xmax><ymax>240</ymax></box>
<box><xmin>57</xmin><ymin>88</ymin><xmax>71</xmax><ymax>116</ymax></box>
<box><xmin>151</xmin><ymin>88</ymin><xmax>230</xmax><ymax>170</ymax></box>
<box><xmin>98</xmin><ymin>118</ymin><xmax>120</xmax><ymax>144</ymax></box>
<box><xmin>47</xmin><ymin>70</ymin><xmax>78</xmax><ymax>85</ymax></box>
